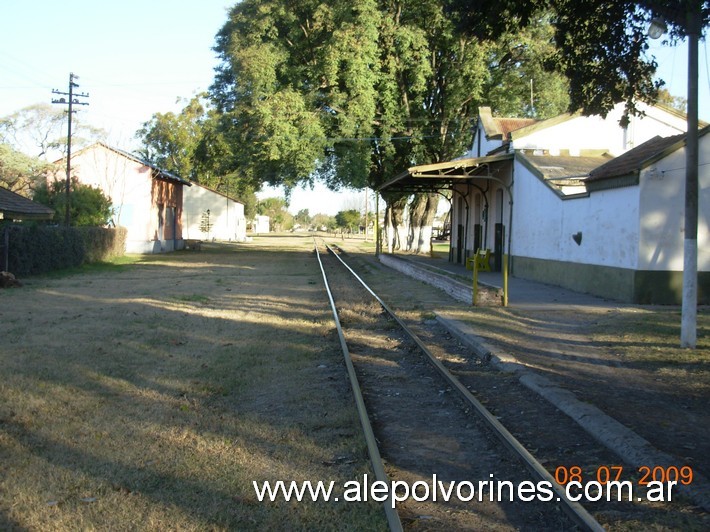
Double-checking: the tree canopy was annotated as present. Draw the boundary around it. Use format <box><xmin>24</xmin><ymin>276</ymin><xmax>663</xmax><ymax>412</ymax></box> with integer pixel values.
<box><xmin>335</xmin><ymin>209</ymin><xmax>362</xmax><ymax>232</ymax></box>
<box><xmin>0</xmin><ymin>143</ymin><xmax>49</xmax><ymax>197</ymax></box>
<box><xmin>449</xmin><ymin>0</ymin><xmax>709</xmax><ymax>124</ymax></box>
<box><xmin>34</xmin><ymin>178</ymin><xmax>112</xmax><ymax>227</ymax></box>
<box><xmin>208</xmin><ymin>0</ymin><xmax>569</xmax><ymax>194</ymax></box>
<box><xmin>1</xmin><ymin>103</ymin><xmax>104</xmax><ymax>160</ymax></box>
<box><xmin>134</xmin><ymin>0</ymin><xmax>703</xmax><ymax>253</ymax></box>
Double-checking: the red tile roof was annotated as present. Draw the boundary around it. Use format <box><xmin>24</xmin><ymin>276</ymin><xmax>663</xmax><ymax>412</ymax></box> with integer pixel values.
<box><xmin>495</xmin><ymin>118</ymin><xmax>538</xmax><ymax>137</ymax></box>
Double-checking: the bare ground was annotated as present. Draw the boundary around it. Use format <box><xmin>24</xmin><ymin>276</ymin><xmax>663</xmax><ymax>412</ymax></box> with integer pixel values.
<box><xmin>0</xmin><ymin>237</ymin><xmax>385</xmax><ymax>530</ymax></box>
<box><xmin>335</xmin><ymin>238</ymin><xmax>710</xmax><ymax>523</ymax></box>
<box><xmin>2</xmin><ymin>233</ymin><xmax>707</xmax><ymax>530</ymax></box>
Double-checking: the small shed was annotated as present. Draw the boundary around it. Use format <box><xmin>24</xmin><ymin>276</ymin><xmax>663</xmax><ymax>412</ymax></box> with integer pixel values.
<box><xmin>0</xmin><ymin>186</ymin><xmax>55</xmax><ymax>222</ymax></box>
<box><xmin>254</xmin><ymin>215</ymin><xmax>270</xmax><ymax>233</ymax></box>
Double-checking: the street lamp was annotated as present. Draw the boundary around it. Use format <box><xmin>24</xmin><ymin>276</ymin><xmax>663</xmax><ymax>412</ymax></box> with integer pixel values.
<box><xmin>648</xmin><ymin>17</ymin><xmax>667</xmax><ymax>39</ymax></box>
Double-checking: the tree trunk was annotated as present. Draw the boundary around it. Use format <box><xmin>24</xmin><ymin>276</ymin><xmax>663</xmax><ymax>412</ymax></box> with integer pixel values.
<box><xmin>385</xmin><ymin>195</ymin><xmax>408</xmax><ymax>252</ymax></box>
<box><xmin>408</xmin><ymin>194</ymin><xmax>427</xmax><ymax>252</ymax></box>
<box><xmin>414</xmin><ymin>193</ymin><xmax>439</xmax><ymax>254</ymax></box>
<box><xmin>383</xmin><ymin>194</ymin><xmax>437</xmax><ymax>255</ymax></box>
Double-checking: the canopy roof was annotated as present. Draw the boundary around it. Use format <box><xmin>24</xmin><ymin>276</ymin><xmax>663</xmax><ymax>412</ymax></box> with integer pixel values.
<box><xmin>378</xmin><ymin>153</ymin><xmax>514</xmax><ymax>193</ymax></box>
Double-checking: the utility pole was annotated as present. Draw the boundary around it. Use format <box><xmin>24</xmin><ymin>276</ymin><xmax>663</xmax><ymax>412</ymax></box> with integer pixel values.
<box><xmin>681</xmin><ymin>6</ymin><xmax>701</xmax><ymax>348</ymax></box>
<box><xmin>52</xmin><ymin>72</ymin><xmax>89</xmax><ymax>226</ymax></box>
<box><xmin>648</xmin><ymin>3</ymin><xmax>701</xmax><ymax>348</ymax></box>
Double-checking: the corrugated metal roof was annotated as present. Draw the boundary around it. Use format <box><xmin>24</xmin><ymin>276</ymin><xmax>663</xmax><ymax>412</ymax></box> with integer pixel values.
<box><xmin>520</xmin><ymin>150</ymin><xmax>612</xmax><ymax>181</ymax></box>
<box><xmin>496</xmin><ymin>117</ymin><xmax>537</xmax><ymax>137</ymax></box>
<box><xmin>59</xmin><ymin>142</ymin><xmax>192</xmax><ymax>186</ymax></box>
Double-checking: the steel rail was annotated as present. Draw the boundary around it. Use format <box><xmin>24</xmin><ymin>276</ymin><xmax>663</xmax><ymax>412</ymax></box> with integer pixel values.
<box><xmin>314</xmin><ymin>241</ymin><xmax>403</xmax><ymax>532</ymax></box>
<box><xmin>324</xmin><ymin>243</ymin><xmax>605</xmax><ymax>532</ymax></box>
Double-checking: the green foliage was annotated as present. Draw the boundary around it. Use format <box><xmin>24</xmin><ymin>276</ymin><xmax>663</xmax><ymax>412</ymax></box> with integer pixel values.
<box><xmin>294</xmin><ymin>208</ymin><xmax>311</xmax><ymax>226</ymax></box>
<box><xmin>547</xmin><ymin>0</ymin><xmax>662</xmax><ymax>124</ymax></box>
<box><xmin>33</xmin><ymin>178</ymin><xmax>112</xmax><ymax>227</ymax></box>
<box><xmin>0</xmin><ymin>143</ymin><xmax>49</xmax><ymax>197</ymax></box>
<box><xmin>5</xmin><ymin>225</ymin><xmax>127</xmax><ymax>276</ymax></box>
<box><xmin>657</xmin><ymin>88</ymin><xmax>687</xmax><ymax>113</ymax></box>
<box><xmin>136</xmin><ymin>95</ymin><xmax>206</xmax><ymax>181</ymax></box>
<box><xmin>257</xmin><ymin>196</ymin><xmax>293</xmax><ymax>231</ymax></box>
<box><xmin>1</xmin><ymin>103</ymin><xmax>105</xmax><ymax>160</ymax></box>
<box><xmin>335</xmin><ymin>209</ymin><xmax>361</xmax><ymax>232</ymax></box>
<box><xmin>210</xmin><ymin>0</ymin><xmax>492</xmax><ymax>191</ymax></box>
<box><xmin>483</xmin><ymin>17</ymin><xmax>569</xmax><ymax>118</ymax></box>
<box><xmin>311</xmin><ymin>212</ymin><xmax>336</xmax><ymax>231</ymax></box>
<box><xmin>449</xmin><ymin>0</ymin><xmax>710</xmax><ymax>123</ymax></box>
<box><xmin>137</xmin><ymin>96</ymin><xmax>261</xmax><ymax>218</ymax></box>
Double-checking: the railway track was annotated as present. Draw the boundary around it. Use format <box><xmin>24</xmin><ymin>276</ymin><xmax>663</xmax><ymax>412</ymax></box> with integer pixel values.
<box><xmin>315</xmin><ymin>240</ymin><xmax>605</xmax><ymax>531</ymax></box>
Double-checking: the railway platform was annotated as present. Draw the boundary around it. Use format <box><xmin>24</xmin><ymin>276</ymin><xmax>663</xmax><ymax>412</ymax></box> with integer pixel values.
<box><xmin>389</xmin><ymin>251</ymin><xmax>619</xmax><ymax>311</ymax></box>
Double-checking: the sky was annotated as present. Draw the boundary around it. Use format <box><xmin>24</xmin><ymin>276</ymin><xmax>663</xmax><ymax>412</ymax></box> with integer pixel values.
<box><xmin>1</xmin><ymin>1</ymin><xmax>709</xmax><ymax>215</ymax></box>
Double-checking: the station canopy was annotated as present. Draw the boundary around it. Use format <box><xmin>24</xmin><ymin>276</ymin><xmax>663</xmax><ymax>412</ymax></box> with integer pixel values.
<box><xmin>378</xmin><ymin>153</ymin><xmax>514</xmax><ymax>194</ymax></box>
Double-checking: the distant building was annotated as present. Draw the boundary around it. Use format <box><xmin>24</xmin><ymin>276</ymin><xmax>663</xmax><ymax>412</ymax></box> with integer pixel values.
<box><xmin>254</xmin><ymin>215</ymin><xmax>270</xmax><ymax>233</ymax></box>
<box><xmin>0</xmin><ymin>185</ymin><xmax>55</xmax><ymax>271</ymax></box>
<box><xmin>183</xmin><ymin>183</ymin><xmax>247</xmax><ymax>242</ymax></box>
<box><xmin>0</xmin><ymin>185</ymin><xmax>54</xmax><ymax>222</ymax></box>
<box><xmin>53</xmin><ymin>142</ymin><xmax>191</xmax><ymax>253</ymax></box>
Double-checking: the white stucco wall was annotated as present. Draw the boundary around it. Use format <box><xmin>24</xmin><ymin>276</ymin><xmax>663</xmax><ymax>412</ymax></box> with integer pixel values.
<box><xmin>453</xmin><ymin>166</ymin><xmax>513</xmax><ymax>260</ymax></box>
<box><xmin>183</xmin><ymin>184</ymin><xmax>246</xmax><ymax>242</ymax></box>
<box><xmin>70</xmin><ymin>144</ymin><xmax>158</xmax><ymax>253</ymax></box>
<box><xmin>639</xmin><ymin>135</ymin><xmax>710</xmax><ymax>272</ymax></box>
<box><xmin>254</xmin><ymin>215</ymin><xmax>270</xmax><ymax>233</ymax></box>
<box><xmin>512</xmin><ymin>161</ymin><xmax>641</xmax><ymax>270</ymax></box>
<box><xmin>511</xmin><ymin>103</ymin><xmax>686</xmax><ymax>157</ymax></box>
<box><xmin>470</xmin><ymin>121</ymin><xmax>504</xmax><ymax>157</ymax></box>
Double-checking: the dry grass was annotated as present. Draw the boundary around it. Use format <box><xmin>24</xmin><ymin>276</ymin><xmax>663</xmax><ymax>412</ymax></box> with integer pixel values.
<box><xmin>0</xmin><ymin>235</ymin><xmax>385</xmax><ymax>530</ymax></box>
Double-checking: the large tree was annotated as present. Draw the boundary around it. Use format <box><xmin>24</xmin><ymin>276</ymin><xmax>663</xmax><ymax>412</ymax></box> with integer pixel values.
<box><xmin>450</xmin><ymin>0</ymin><xmax>709</xmax><ymax>123</ymax></box>
<box><xmin>136</xmin><ymin>95</ymin><xmax>207</xmax><ymax>182</ymax></box>
<box><xmin>210</xmin><ymin>0</ymin><xmax>570</xmax><ymax>253</ymax></box>
<box><xmin>136</xmin><ymin>95</ymin><xmax>260</xmax><ymax>218</ymax></box>
<box><xmin>0</xmin><ymin>143</ymin><xmax>49</xmax><ymax>197</ymax></box>
<box><xmin>1</xmin><ymin>103</ymin><xmax>104</xmax><ymax>160</ymax></box>
<box><xmin>33</xmin><ymin>178</ymin><xmax>112</xmax><ymax>227</ymax></box>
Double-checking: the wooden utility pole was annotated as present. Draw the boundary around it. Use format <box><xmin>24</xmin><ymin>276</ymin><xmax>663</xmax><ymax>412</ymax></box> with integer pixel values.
<box><xmin>52</xmin><ymin>73</ymin><xmax>89</xmax><ymax>226</ymax></box>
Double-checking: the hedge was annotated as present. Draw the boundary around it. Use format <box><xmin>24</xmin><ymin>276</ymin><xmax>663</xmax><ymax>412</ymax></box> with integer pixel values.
<box><xmin>2</xmin><ymin>225</ymin><xmax>127</xmax><ymax>276</ymax></box>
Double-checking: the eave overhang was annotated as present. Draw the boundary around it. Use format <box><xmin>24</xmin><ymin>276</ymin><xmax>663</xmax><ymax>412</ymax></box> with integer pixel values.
<box><xmin>378</xmin><ymin>153</ymin><xmax>514</xmax><ymax>193</ymax></box>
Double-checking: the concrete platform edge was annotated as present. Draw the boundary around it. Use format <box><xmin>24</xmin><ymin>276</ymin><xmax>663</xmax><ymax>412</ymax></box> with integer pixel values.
<box><xmin>435</xmin><ymin>313</ymin><xmax>710</xmax><ymax>512</ymax></box>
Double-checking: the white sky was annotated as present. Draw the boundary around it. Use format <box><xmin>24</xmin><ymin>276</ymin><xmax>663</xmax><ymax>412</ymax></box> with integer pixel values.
<box><xmin>1</xmin><ymin>1</ymin><xmax>708</xmax><ymax>215</ymax></box>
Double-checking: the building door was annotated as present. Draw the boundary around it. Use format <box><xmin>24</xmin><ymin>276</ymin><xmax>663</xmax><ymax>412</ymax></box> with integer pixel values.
<box><xmin>456</xmin><ymin>224</ymin><xmax>464</xmax><ymax>264</ymax></box>
<box><xmin>166</xmin><ymin>206</ymin><xmax>176</xmax><ymax>250</ymax></box>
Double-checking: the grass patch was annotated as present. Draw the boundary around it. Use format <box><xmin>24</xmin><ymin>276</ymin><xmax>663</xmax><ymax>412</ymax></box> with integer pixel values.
<box><xmin>590</xmin><ymin>307</ymin><xmax>710</xmax><ymax>366</ymax></box>
<box><xmin>0</xmin><ymin>237</ymin><xmax>385</xmax><ymax>530</ymax></box>
<box><xmin>29</xmin><ymin>254</ymin><xmax>144</xmax><ymax>279</ymax></box>
<box><xmin>431</xmin><ymin>240</ymin><xmax>450</xmax><ymax>260</ymax></box>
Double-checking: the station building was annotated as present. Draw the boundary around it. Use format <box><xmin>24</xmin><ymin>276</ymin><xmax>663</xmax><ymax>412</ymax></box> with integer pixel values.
<box><xmin>380</xmin><ymin>104</ymin><xmax>709</xmax><ymax>304</ymax></box>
